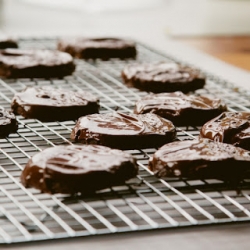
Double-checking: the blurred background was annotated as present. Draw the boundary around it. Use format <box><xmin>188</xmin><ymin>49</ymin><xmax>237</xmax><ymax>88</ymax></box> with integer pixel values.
<box><xmin>0</xmin><ymin>0</ymin><xmax>250</xmax><ymax>70</ymax></box>
<box><xmin>1</xmin><ymin>0</ymin><xmax>250</xmax><ymax>36</ymax></box>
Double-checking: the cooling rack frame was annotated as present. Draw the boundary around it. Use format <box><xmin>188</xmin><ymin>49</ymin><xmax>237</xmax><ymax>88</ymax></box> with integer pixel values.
<box><xmin>1</xmin><ymin>37</ymin><xmax>250</xmax><ymax>245</ymax></box>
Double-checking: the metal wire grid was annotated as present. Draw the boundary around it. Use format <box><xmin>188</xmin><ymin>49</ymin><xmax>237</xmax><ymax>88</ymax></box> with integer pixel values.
<box><xmin>1</xmin><ymin>38</ymin><xmax>250</xmax><ymax>244</ymax></box>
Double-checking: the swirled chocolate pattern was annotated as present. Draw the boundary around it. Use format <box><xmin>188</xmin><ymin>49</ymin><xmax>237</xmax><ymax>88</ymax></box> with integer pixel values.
<box><xmin>134</xmin><ymin>92</ymin><xmax>227</xmax><ymax>126</ymax></box>
<box><xmin>11</xmin><ymin>86</ymin><xmax>99</xmax><ymax>121</ymax></box>
<box><xmin>58</xmin><ymin>37</ymin><xmax>136</xmax><ymax>60</ymax></box>
<box><xmin>122</xmin><ymin>62</ymin><xmax>205</xmax><ymax>93</ymax></box>
<box><xmin>71</xmin><ymin>112</ymin><xmax>176</xmax><ymax>149</ymax></box>
<box><xmin>200</xmin><ymin>111</ymin><xmax>250</xmax><ymax>150</ymax></box>
<box><xmin>0</xmin><ymin>107</ymin><xmax>18</xmax><ymax>138</ymax></box>
<box><xmin>149</xmin><ymin>138</ymin><xmax>250</xmax><ymax>181</ymax></box>
<box><xmin>21</xmin><ymin>144</ymin><xmax>138</xmax><ymax>194</ymax></box>
<box><xmin>0</xmin><ymin>49</ymin><xmax>75</xmax><ymax>78</ymax></box>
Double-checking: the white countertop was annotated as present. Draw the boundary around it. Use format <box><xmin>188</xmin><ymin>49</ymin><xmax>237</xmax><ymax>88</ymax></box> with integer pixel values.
<box><xmin>6</xmin><ymin>224</ymin><xmax>250</xmax><ymax>250</ymax></box>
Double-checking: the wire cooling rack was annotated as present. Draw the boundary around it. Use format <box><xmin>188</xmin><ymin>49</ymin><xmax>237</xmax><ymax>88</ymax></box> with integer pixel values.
<box><xmin>1</xmin><ymin>38</ymin><xmax>250</xmax><ymax>245</ymax></box>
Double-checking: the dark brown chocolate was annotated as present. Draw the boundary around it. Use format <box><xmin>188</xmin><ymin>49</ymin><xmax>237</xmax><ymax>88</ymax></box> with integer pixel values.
<box><xmin>0</xmin><ymin>49</ymin><xmax>75</xmax><ymax>78</ymax></box>
<box><xmin>0</xmin><ymin>35</ymin><xmax>18</xmax><ymax>49</ymax></box>
<box><xmin>134</xmin><ymin>92</ymin><xmax>227</xmax><ymax>126</ymax></box>
<box><xmin>21</xmin><ymin>144</ymin><xmax>138</xmax><ymax>194</ymax></box>
<box><xmin>200</xmin><ymin>111</ymin><xmax>250</xmax><ymax>150</ymax></box>
<box><xmin>71</xmin><ymin>112</ymin><xmax>176</xmax><ymax>149</ymax></box>
<box><xmin>149</xmin><ymin>138</ymin><xmax>250</xmax><ymax>181</ymax></box>
<box><xmin>0</xmin><ymin>107</ymin><xmax>18</xmax><ymax>138</ymax></box>
<box><xmin>11</xmin><ymin>86</ymin><xmax>99</xmax><ymax>122</ymax></box>
<box><xmin>58</xmin><ymin>37</ymin><xmax>136</xmax><ymax>60</ymax></box>
<box><xmin>121</xmin><ymin>62</ymin><xmax>205</xmax><ymax>93</ymax></box>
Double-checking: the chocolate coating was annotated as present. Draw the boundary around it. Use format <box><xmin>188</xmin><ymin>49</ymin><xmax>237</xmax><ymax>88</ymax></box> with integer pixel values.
<box><xmin>121</xmin><ymin>62</ymin><xmax>205</xmax><ymax>93</ymax></box>
<box><xmin>134</xmin><ymin>92</ymin><xmax>227</xmax><ymax>126</ymax></box>
<box><xmin>71</xmin><ymin>112</ymin><xmax>176</xmax><ymax>149</ymax></box>
<box><xmin>200</xmin><ymin>111</ymin><xmax>250</xmax><ymax>150</ymax></box>
<box><xmin>11</xmin><ymin>86</ymin><xmax>99</xmax><ymax>121</ymax></box>
<box><xmin>149</xmin><ymin>138</ymin><xmax>250</xmax><ymax>181</ymax></box>
<box><xmin>0</xmin><ymin>49</ymin><xmax>75</xmax><ymax>78</ymax></box>
<box><xmin>21</xmin><ymin>144</ymin><xmax>138</xmax><ymax>194</ymax></box>
<box><xmin>58</xmin><ymin>37</ymin><xmax>136</xmax><ymax>60</ymax></box>
<box><xmin>0</xmin><ymin>35</ymin><xmax>18</xmax><ymax>49</ymax></box>
<box><xmin>0</xmin><ymin>107</ymin><xmax>18</xmax><ymax>138</ymax></box>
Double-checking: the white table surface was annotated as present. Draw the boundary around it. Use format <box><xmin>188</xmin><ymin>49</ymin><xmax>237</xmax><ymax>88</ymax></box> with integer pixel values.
<box><xmin>6</xmin><ymin>224</ymin><xmax>250</xmax><ymax>250</ymax></box>
<box><xmin>1</xmin><ymin>1</ymin><xmax>250</xmax><ymax>249</ymax></box>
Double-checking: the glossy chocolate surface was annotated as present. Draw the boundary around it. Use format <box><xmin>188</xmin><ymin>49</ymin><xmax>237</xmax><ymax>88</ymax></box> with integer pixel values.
<box><xmin>0</xmin><ymin>49</ymin><xmax>75</xmax><ymax>78</ymax></box>
<box><xmin>71</xmin><ymin>112</ymin><xmax>176</xmax><ymax>149</ymax></box>
<box><xmin>11</xmin><ymin>86</ymin><xmax>99</xmax><ymax>121</ymax></box>
<box><xmin>134</xmin><ymin>92</ymin><xmax>227</xmax><ymax>126</ymax></box>
<box><xmin>149</xmin><ymin>138</ymin><xmax>250</xmax><ymax>181</ymax></box>
<box><xmin>0</xmin><ymin>107</ymin><xmax>18</xmax><ymax>138</ymax></box>
<box><xmin>200</xmin><ymin>111</ymin><xmax>250</xmax><ymax>150</ymax></box>
<box><xmin>122</xmin><ymin>62</ymin><xmax>205</xmax><ymax>93</ymax></box>
<box><xmin>0</xmin><ymin>35</ymin><xmax>18</xmax><ymax>49</ymax></box>
<box><xmin>58</xmin><ymin>37</ymin><xmax>136</xmax><ymax>59</ymax></box>
<box><xmin>21</xmin><ymin>144</ymin><xmax>138</xmax><ymax>194</ymax></box>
